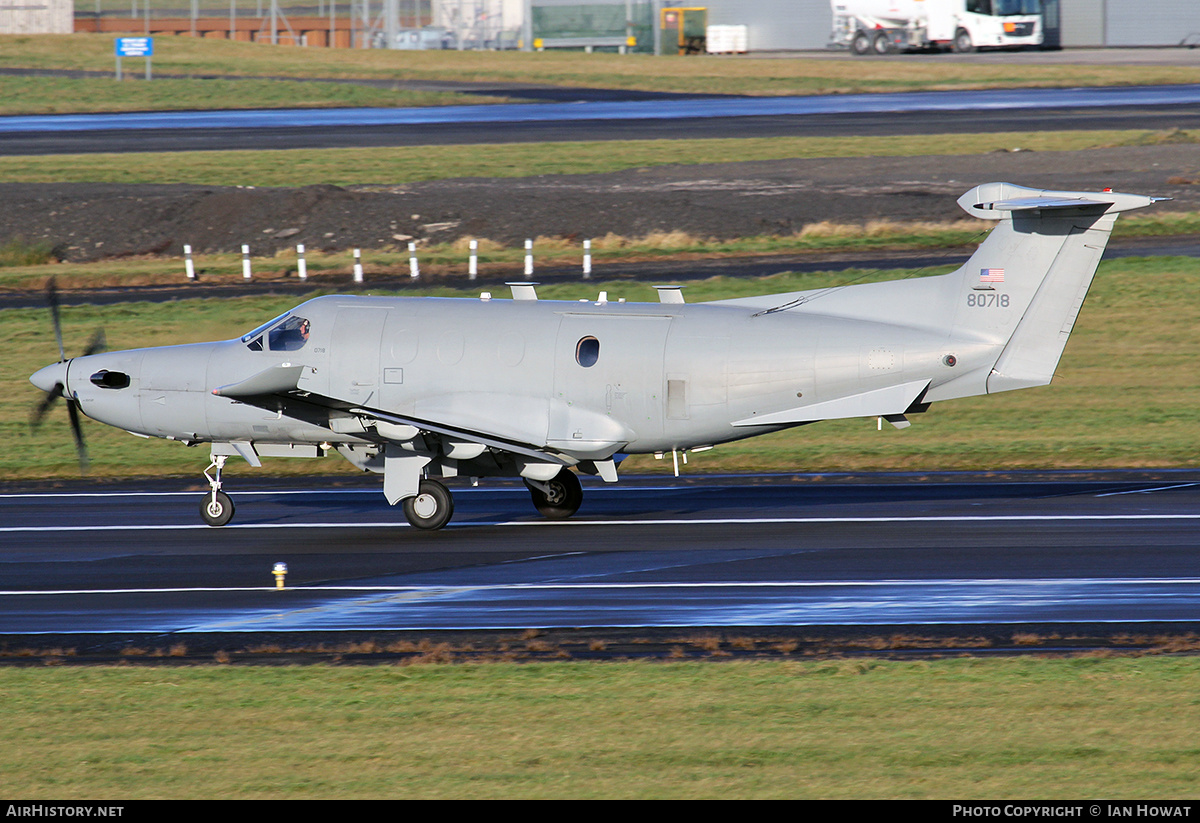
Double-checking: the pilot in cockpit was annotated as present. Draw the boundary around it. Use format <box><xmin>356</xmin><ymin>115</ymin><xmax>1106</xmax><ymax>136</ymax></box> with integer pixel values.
<box><xmin>268</xmin><ymin>316</ymin><xmax>310</xmax><ymax>351</ymax></box>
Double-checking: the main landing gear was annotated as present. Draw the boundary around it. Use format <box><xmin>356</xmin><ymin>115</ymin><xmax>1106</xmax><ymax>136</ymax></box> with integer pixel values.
<box><xmin>405</xmin><ymin>468</ymin><xmax>583</xmax><ymax>531</ymax></box>
<box><xmin>525</xmin><ymin>468</ymin><xmax>583</xmax><ymax>520</ymax></box>
<box><xmin>402</xmin><ymin>478</ymin><xmax>455</xmax><ymax>531</ymax></box>
<box><xmin>200</xmin><ymin>454</ymin><xmax>235</xmax><ymax>527</ymax></box>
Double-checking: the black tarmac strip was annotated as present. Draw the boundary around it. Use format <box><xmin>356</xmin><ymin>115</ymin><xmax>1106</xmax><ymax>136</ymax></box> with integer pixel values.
<box><xmin>2</xmin><ymin>623</ymin><xmax>1199</xmax><ymax>667</ymax></box>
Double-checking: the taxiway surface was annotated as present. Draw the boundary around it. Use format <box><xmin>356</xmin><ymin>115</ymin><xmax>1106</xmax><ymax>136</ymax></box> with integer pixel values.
<box><xmin>4</xmin><ymin>84</ymin><xmax>1200</xmax><ymax>155</ymax></box>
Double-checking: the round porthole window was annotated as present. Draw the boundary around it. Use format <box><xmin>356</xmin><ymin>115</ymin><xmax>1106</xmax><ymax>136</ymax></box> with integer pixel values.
<box><xmin>576</xmin><ymin>336</ymin><xmax>599</xmax><ymax>368</ymax></box>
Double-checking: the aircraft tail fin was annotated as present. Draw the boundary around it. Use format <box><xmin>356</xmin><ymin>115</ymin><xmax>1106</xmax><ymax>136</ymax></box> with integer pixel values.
<box><xmin>949</xmin><ymin>183</ymin><xmax>1163</xmax><ymax>395</ymax></box>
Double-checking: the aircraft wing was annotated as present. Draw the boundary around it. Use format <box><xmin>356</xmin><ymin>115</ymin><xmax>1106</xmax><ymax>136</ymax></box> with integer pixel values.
<box><xmin>349</xmin><ymin>407</ymin><xmax>570</xmax><ymax>467</ymax></box>
<box><xmin>210</xmin><ymin>363</ymin><xmax>569</xmax><ymax>466</ymax></box>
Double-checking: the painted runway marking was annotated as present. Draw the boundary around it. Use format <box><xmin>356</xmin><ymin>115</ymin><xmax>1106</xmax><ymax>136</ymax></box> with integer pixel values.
<box><xmin>0</xmin><ymin>485</ymin><xmax>689</xmax><ymax>499</ymax></box>
<box><xmin>6</xmin><ymin>577</ymin><xmax>1200</xmax><ymax>597</ymax></box>
<box><xmin>1095</xmin><ymin>483</ymin><xmax>1200</xmax><ymax>497</ymax></box>
<box><xmin>3</xmin><ymin>513</ymin><xmax>1200</xmax><ymax>534</ymax></box>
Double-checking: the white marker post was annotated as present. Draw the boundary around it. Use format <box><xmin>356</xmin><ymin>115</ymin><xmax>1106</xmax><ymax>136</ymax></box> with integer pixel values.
<box><xmin>409</xmin><ymin>242</ymin><xmax>419</xmax><ymax>279</ymax></box>
<box><xmin>524</xmin><ymin>239</ymin><xmax>533</xmax><ymax>276</ymax></box>
<box><xmin>241</xmin><ymin>245</ymin><xmax>251</xmax><ymax>280</ymax></box>
<box><xmin>353</xmin><ymin>248</ymin><xmax>363</xmax><ymax>283</ymax></box>
<box><xmin>296</xmin><ymin>244</ymin><xmax>307</xmax><ymax>281</ymax></box>
<box><xmin>183</xmin><ymin>244</ymin><xmax>195</xmax><ymax>280</ymax></box>
<box><xmin>468</xmin><ymin>239</ymin><xmax>478</xmax><ymax>280</ymax></box>
<box><xmin>582</xmin><ymin>239</ymin><xmax>592</xmax><ymax>279</ymax></box>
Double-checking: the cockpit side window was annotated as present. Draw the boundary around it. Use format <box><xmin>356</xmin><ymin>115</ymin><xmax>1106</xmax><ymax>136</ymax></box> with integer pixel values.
<box><xmin>268</xmin><ymin>316</ymin><xmax>311</xmax><ymax>351</ymax></box>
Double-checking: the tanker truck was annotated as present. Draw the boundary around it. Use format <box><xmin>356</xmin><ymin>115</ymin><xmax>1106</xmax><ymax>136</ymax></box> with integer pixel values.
<box><xmin>831</xmin><ymin>0</ymin><xmax>1043</xmax><ymax>55</ymax></box>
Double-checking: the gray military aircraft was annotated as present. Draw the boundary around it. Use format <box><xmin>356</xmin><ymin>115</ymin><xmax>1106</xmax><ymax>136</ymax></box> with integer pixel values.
<box><xmin>30</xmin><ymin>183</ymin><xmax>1162</xmax><ymax>530</ymax></box>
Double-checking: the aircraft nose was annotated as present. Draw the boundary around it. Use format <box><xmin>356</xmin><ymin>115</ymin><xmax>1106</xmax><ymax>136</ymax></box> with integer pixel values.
<box><xmin>31</xmin><ymin>361</ymin><xmax>68</xmax><ymax>394</ymax></box>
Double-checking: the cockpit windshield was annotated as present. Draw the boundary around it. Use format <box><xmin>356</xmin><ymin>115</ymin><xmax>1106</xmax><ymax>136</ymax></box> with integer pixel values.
<box><xmin>241</xmin><ymin>312</ymin><xmax>310</xmax><ymax>352</ymax></box>
<box><xmin>241</xmin><ymin>312</ymin><xmax>291</xmax><ymax>345</ymax></box>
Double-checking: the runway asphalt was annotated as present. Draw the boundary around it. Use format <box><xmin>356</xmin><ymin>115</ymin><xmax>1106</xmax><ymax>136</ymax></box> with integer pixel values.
<box><xmin>3</xmin><ymin>472</ymin><xmax>1199</xmax><ymax>639</ymax></box>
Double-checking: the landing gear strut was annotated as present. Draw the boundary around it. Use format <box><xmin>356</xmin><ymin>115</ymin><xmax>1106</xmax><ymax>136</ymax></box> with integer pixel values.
<box><xmin>525</xmin><ymin>468</ymin><xmax>583</xmax><ymax>520</ymax></box>
<box><xmin>200</xmin><ymin>454</ymin><xmax>235</xmax><ymax>527</ymax></box>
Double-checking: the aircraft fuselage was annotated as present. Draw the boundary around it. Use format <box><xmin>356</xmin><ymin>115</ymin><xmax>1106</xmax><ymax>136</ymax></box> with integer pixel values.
<box><xmin>42</xmin><ymin>291</ymin><xmax>978</xmax><ymax>460</ymax></box>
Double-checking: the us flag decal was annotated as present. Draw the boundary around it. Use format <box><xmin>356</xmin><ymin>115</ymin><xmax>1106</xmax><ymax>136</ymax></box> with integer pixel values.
<box><xmin>979</xmin><ymin>267</ymin><xmax>1006</xmax><ymax>283</ymax></box>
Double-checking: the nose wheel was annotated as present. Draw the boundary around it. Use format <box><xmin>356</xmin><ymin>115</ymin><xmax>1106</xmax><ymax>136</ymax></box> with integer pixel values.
<box><xmin>200</xmin><ymin>490</ymin><xmax>235</xmax><ymax>527</ymax></box>
<box><xmin>200</xmin><ymin>455</ymin><xmax>235</xmax><ymax>527</ymax></box>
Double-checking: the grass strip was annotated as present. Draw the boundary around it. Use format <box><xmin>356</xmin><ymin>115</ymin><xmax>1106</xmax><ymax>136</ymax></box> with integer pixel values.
<box><xmin>2</xmin><ymin>658</ymin><xmax>1199</xmax><ymax>799</ymax></box>
<box><xmin>2</xmin><ymin>129</ymin><xmax>1195</xmax><ymax>187</ymax></box>
<box><xmin>5</xmin><ymin>33</ymin><xmax>1200</xmax><ymax>98</ymax></box>
<box><xmin>0</xmin><ymin>75</ymin><xmax>505</xmax><ymax>115</ymax></box>
<box><xmin>6</xmin><ymin>255</ymin><xmax>1199</xmax><ymax>480</ymax></box>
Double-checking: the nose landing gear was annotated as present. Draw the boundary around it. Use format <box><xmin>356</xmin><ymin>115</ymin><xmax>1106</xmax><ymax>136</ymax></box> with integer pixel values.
<box><xmin>200</xmin><ymin>454</ymin><xmax>235</xmax><ymax>527</ymax></box>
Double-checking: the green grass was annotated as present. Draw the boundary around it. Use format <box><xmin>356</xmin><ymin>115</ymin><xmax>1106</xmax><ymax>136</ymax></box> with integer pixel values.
<box><xmin>0</xmin><ymin>237</ymin><xmax>56</xmax><ymax>267</ymax></box>
<box><xmin>1</xmin><ymin>658</ymin><xmax>1199</xmax><ymax>799</ymax></box>
<box><xmin>4</xmin><ymin>33</ymin><xmax>1200</xmax><ymax>101</ymax></box>
<box><xmin>6</xmin><ymin>256</ymin><xmax>1200</xmax><ymax>481</ymax></box>
<box><xmin>0</xmin><ymin>75</ymin><xmax>503</xmax><ymax>115</ymax></box>
<box><xmin>2</xmin><ymin>129</ymin><xmax>1194</xmax><ymax>187</ymax></box>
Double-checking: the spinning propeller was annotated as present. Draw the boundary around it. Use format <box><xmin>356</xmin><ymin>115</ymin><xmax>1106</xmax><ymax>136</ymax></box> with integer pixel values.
<box><xmin>29</xmin><ymin>277</ymin><xmax>105</xmax><ymax>474</ymax></box>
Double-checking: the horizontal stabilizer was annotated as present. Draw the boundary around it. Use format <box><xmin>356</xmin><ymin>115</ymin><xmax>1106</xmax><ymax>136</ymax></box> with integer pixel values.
<box><xmin>959</xmin><ymin>183</ymin><xmax>1165</xmax><ymax>220</ymax></box>
<box><xmin>732</xmin><ymin>380</ymin><xmax>928</xmax><ymax>428</ymax></box>
<box><xmin>973</xmin><ymin>197</ymin><xmax>1115</xmax><ymax>212</ymax></box>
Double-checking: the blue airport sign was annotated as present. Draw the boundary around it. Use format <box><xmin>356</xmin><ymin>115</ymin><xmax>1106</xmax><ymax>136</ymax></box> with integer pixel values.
<box><xmin>115</xmin><ymin>37</ymin><xmax>154</xmax><ymax>57</ymax></box>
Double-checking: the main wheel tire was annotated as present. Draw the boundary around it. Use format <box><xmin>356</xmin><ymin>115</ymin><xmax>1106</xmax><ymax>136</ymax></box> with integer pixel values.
<box><xmin>953</xmin><ymin>28</ymin><xmax>974</xmax><ymax>53</ymax></box>
<box><xmin>200</xmin><ymin>490</ymin><xmax>235</xmax><ymax>527</ymax></box>
<box><xmin>526</xmin><ymin>468</ymin><xmax>583</xmax><ymax>520</ymax></box>
<box><xmin>850</xmin><ymin>31</ymin><xmax>872</xmax><ymax>55</ymax></box>
<box><xmin>872</xmin><ymin>31</ymin><xmax>893</xmax><ymax>54</ymax></box>
<box><xmin>402</xmin><ymin>479</ymin><xmax>454</xmax><ymax>531</ymax></box>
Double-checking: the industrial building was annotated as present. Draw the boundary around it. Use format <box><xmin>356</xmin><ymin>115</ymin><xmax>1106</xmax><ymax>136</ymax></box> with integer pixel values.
<box><xmin>526</xmin><ymin>0</ymin><xmax>1200</xmax><ymax>51</ymax></box>
<box><xmin>8</xmin><ymin>0</ymin><xmax>1200</xmax><ymax>51</ymax></box>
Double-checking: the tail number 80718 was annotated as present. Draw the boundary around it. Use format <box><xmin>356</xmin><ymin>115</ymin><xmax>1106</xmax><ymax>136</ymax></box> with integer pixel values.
<box><xmin>967</xmin><ymin>292</ymin><xmax>1010</xmax><ymax>308</ymax></box>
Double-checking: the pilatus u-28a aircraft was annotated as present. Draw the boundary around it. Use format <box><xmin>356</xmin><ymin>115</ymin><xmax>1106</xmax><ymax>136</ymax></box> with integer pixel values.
<box><xmin>31</xmin><ymin>183</ymin><xmax>1163</xmax><ymax>530</ymax></box>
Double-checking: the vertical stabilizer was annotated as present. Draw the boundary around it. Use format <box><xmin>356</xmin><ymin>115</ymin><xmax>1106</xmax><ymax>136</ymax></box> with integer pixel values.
<box><xmin>950</xmin><ymin>183</ymin><xmax>1163</xmax><ymax>395</ymax></box>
